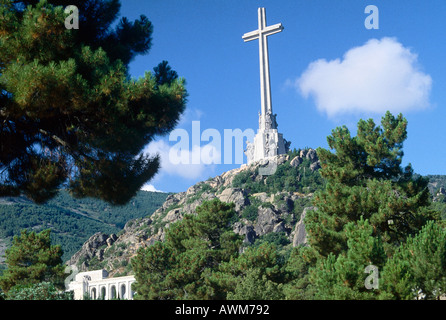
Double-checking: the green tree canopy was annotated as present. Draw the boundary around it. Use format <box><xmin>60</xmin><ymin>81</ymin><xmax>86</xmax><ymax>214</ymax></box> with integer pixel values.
<box><xmin>0</xmin><ymin>0</ymin><xmax>187</xmax><ymax>205</ymax></box>
<box><xmin>0</xmin><ymin>229</ymin><xmax>65</xmax><ymax>294</ymax></box>
<box><xmin>6</xmin><ymin>281</ymin><xmax>72</xmax><ymax>300</ymax></box>
<box><xmin>131</xmin><ymin>199</ymin><xmax>242</xmax><ymax>300</ymax></box>
<box><xmin>309</xmin><ymin>218</ymin><xmax>386</xmax><ymax>299</ymax></box>
<box><xmin>306</xmin><ymin>112</ymin><xmax>435</xmax><ymax>258</ymax></box>
<box><xmin>289</xmin><ymin>112</ymin><xmax>440</xmax><ymax>299</ymax></box>
<box><xmin>380</xmin><ymin>220</ymin><xmax>446</xmax><ymax>300</ymax></box>
<box><xmin>216</xmin><ymin>242</ymin><xmax>286</xmax><ymax>300</ymax></box>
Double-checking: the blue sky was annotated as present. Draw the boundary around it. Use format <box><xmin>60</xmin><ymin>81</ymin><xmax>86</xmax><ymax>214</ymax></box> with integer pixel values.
<box><xmin>119</xmin><ymin>1</ymin><xmax>446</xmax><ymax>193</ymax></box>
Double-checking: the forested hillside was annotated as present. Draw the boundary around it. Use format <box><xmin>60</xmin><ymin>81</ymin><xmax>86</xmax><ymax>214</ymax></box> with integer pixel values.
<box><xmin>0</xmin><ymin>191</ymin><xmax>168</xmax><ymax>264</ymax></box>
<box><xmin>427</xmin><ymin>175</ymin><xmax>446</xmax><ymax>193</ymax></box>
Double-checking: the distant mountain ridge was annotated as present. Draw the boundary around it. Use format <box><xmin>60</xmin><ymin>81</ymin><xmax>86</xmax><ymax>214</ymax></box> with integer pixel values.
<box><xmin>0</xmin><ymin>190</ymin><xmax>168</xmax><ymax>265</ymax></box>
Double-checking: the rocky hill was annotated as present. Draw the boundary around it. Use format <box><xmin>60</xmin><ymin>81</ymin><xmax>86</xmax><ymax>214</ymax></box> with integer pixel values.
<box><xmin>66</xmin><ymin>148</ymin><xmax>446</xmax><ymax>278</ymax></box>
<box><xmin>67</xmin><ymin>149</ymin><xmax>324</xmax><ymax>277</ymax></box>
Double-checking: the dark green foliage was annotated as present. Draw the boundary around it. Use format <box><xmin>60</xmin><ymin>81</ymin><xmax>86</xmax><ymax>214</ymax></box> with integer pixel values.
<box><xmin>232</xmin><ymin>148</ymin><xmax>325</xmax><ymax>195</ymax></box>
<box><xmin>131</xmin><ymin>199</ymin><xmax>242</xmax><ymax>300</ymax></box>
<box><xmin>292</xmin><ymin>196</ymin><xmax>312</xmax><ymax>220</ymax></box>
<box><xmin>220</xmin><ymin>243</ymin><xmax>286</xmax><ymax>300</ymax></box>
<box><xmin>432</xmin><ymin>200</ymin><xmax>446</xmax><ymax>220</ymax></box>
<box><xmin>231</xmin><ymin>169</ymin><xmax>257</xmax><ymax>191</ymax></box>
<box><xmin>6</xmin><ymin>281</ymin><xmax>73</xmax><ymax>300</ymax></box>
<box><xmin>154</xmin><ymin>60</ymin><xmax>178</xmax><ymax>86</ymax></box>
<box><xmin>282</xmin><ymin>246</ymin><xmax>317</xmax><ymax>300</ymax></box>
<box><xmin>0</xmin><ymin>190</ymin><xmax>167</xmax><ymax>262</ymax></box>
<box><xmin>307</xmin><ymin>112</ymin><xmax>436</xmax><ymax>258</ymax></box>
<box><xmin>302</xmin><ymin>112</ymin><xmax>439</xmax><ymax>299</ymax></box>
<box><xmin>253</xmin><ymin>231</ymin><xmax>290</xmax><ymax>248</ymax></box>
<box><xmin>310</xmin><ymin>218</ymin><xmax>387</xmax><ymax>299</ymax></box>
<box><xmin>267</xmin><ymin>156</ymin><xmax>323</xmax><ymax>194</ymax></box>
<box><xmin>380</xmin><ymin>221</ymin><xmax>446</xmax><ymax>300</ymax></box>
<box><xmin>0</xmin><ymin>229</ymin><xmax>65</xmax><ymax>294</ymax></box>
<box><xmin>132</xmin><ymin>199</ymin><xmax>301</xmax><ymax>300</ymax></box>
<box><xmin>241</xmin><ymin>204</ymin><xmax>259</xmax><ymax>221</ymax></box>
<box><xmin>0</xmin><ymin>0</ymin><xmax>187</xmax><ymax>204</ymax></box>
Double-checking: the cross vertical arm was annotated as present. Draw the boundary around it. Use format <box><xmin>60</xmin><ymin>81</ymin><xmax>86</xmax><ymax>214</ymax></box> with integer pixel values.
<box><xmin>242</xmin><ymin>7</ymin><xmax>283</xmax><ymax>128</ymax></box>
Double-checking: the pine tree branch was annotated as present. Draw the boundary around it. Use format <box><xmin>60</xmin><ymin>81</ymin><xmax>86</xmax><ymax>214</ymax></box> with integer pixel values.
<box><xmin>39</xmin><ymin>129</ymin><xmax>69</xmax><ymax>148</ymax></box>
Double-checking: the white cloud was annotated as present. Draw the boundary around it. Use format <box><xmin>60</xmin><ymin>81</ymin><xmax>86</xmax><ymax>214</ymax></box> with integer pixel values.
<box><xmin>177</xmin><ymin>107</ymin><xmax>204</xmax><ymax>128</ymax></box>
<box><xmin>141</xmin><ymin>184</ymin><xmax>164</xmax><ymax>193</ymax></box>
<box><xmin>294</xmin><ymin>37</ymin><xmax>432</xmax><ymax>117</ymax></box>
<box><xmin>143</xmin><ymin>139</ymin><xmax>219</xmax><ymax>180</ymax></box>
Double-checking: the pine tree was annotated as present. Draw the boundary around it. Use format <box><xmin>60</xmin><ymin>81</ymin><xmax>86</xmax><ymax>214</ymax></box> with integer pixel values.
<box><xmin>153</xmin><ymin>60</ymin><xmax>179</xmax><ymax>87</ymax></box>
<box><xmin>214</xmin><ymin>242</ymin><xmax>286</xmax><ymax>300</ymax></box>
<box><xmin>302</xmin><ymin>112</ymin><xmax>437</xmax><ymax>299</ymax></box>
<box><xmin>131</xmin><ymin>199</ymin><xmax>242</xmax><ymax>300</ymax></box>
<box><xmin>282</xmin><ymin>246</ymin><xmax>317</xmax><ymax>300</ymax></box>
<box><xmin>306</xmin><ymin>112</ymin><xmax>435</xmax><ymax>258</ymax></box>
<box><xmin>0</xmin><ymin>0</ymin><xmax>187</xmax><ymax>205</ymax></box>
<box><xmin>226</xmin><ymin>267</ymin><xmax>283</xmax><ymax>300</ymax></box>
<box><xmin>0</xmin><ymin>229</ymin><xmax>65</xmax><ymax>294</ymax></box>
<box><xmin>309</xmin><ymin>218</ymin><xmax>386</xmax><ymax>299</ymax></box>
<box><xmin>380</xmin><ymin>221</ymin><xmax>446</xmax><ymax>300</ymax></box>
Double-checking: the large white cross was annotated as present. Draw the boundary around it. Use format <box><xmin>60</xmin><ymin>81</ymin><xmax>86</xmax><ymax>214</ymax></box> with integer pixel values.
<box><xmin>242</xmin><ymin>8</ymin><xmax>283</xmax><ymax>123</ymax></box>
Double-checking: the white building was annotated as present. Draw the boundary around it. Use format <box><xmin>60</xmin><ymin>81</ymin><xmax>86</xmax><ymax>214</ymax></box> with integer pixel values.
<box><xmin>67</xmin><ymin>269</ymin><xmax>136</xmax><ymax>300</ymax></box>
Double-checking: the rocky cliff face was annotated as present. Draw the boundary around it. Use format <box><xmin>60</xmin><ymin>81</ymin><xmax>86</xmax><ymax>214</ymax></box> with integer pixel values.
<box><xmin>67</xmin><ymin>149</ymin><xmax>321</xmax><ymax>277</ymax></box>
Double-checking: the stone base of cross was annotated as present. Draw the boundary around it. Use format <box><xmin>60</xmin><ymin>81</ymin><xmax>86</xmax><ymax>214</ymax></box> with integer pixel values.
<box><xmin>245</xmin><ymin>127</ymin><xmax>286</xmax><ymax>164</ymax></box>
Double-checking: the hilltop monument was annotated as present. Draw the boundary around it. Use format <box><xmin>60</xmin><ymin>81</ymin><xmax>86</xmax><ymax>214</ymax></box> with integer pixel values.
<box><xmin>243</xmin><ymin>7</ymin><xmax>286</xmax><ymax>164</ymax></box>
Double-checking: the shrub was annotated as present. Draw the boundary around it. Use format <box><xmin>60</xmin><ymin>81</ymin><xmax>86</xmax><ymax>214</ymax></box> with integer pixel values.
<box><xmin>6</xmin><ymin>282</ymin><xmax>73</xmax><ymax>300</ymax></box>
<box><xmin>242</xmin><ymin>205</ymin><xmax>259</xmax><ymax>221</ymax></box>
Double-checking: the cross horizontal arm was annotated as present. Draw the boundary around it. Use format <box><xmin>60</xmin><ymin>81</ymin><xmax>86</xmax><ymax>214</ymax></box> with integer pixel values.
<box><xmin>242</xmin><ymin>30</ymin><xmax>260</xmax><ymax>42</ymax></box>
<box><xmin>242</xmin><ymin>23</ymin><xmax>284</xmax><ymax>42</ymax></box>
<box><xmin>263</xmin><ymin>23</ymin><xmax>284</xmax><ymax>36</ymax></box>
